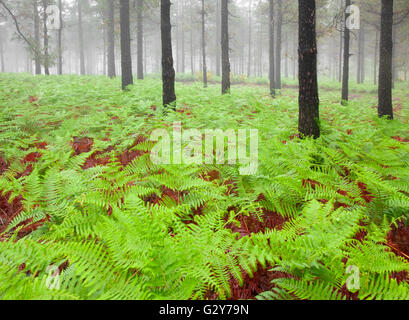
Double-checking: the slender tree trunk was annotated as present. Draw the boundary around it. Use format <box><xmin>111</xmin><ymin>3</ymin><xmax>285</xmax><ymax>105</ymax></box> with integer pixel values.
<box><xmin>215</xmin><ymin>0</ymin><xmax>221</xmax><ymax>77</ymax></box>
<box><xmin>357</xmin><ymin>24</ymin><xmax>363</xmax><ymax>83</ymax></box>
<box><xmin>361</xmin><ymin>24</ymin><xmax>365</xmax><ymax>82</ymax></box>
<box><xmin>57</xmin><ymin>0</ymin><xmax>63</xmax><ymax>75</ymax></box>
<box><xmin>221</xmin><ymin>0</ymin><xmax>230</xmax><ymax>94</ymax></box>
<box><xmin>284</xmin><ymin>31</ymin><xmax>288</xmax><ymax>79</ymax></box>
<box><xmin>298</xmin><ymin>0</ymin><xmax>320</xmax><ymax>139</ymax></box>
<box><xmin>341</xmin><ymin>0</ymin><xmax>350</xmax><ymax>104</ymax></box>
<box><xmin>378</xmin><ymin>0</ymin><xmax>394</xmax><ymax>119</ymax></box>
<box><xmin>107</xmin><ymin>0</ymin><xmax>116</xmax><ymax>78</ymax></box>
<box><xmin>137</xmin><ymin>0</ymin><xmax>144</xmax><ymax>79</ymax></box>
<box><xmin>78</xmin><ymin>0</ymin><xmax>85</xmax><ymax>75</ymax></box>
<box><xmin>190</xmin><ymin>0</ymin><xmax>194</xmax><ymax>75</ymax></box>
<box><xmin>180</xmin><ymin>0</ymin><xmax>185</xmax><ymax>74</ymax></box>
<box><xmin>0</xmin><ymin>37</ymin><xmax>4</xmax><ymax>72</ymax></box>
<box><xmin>201</xmin><ymin>0</ymin><xmax>207</xmax><ymax>87</ymax></box>
<box><xmin>161</xmin><ymin>0</ymin><xmax>176</xmax><ymax>109</ymax></box>
<box><xmin>33</xmin><ymin>0</ymin><xmax>41</xmax><ymax>75</ymax></box>
<box><xmin>269</xmin><ymin>0</ymin><xmax>275</xmax><ymax>97</ymax></box>
<box><xmin>276</xmin><ymin>0</ymin><xmax>282</xmax><ymax>89</ymax></box>
<box><xmin>247</xmin><ymin>0</ymin><xmax>252</xmax><ymax>78</ymax></box>
<box><xmin>374</xmin><ymin>29</ymin><xmax>378</xmax><ymax>85</ymax></box>
<box><xmin>120</xmin><ymin>0</ymin><xmax>133</xmax><ymax>90</ymax></box>
<box><xmin>42</xmin><ymin>0</ymin><xmax>49</xmax><ymax>75</ymax></box>
<box><xmin>392</xmin><ymin>24</ymin><xmax>397</xmax><ymax>88</ymax></box>
<box><xmin>338</xmin><ymin>28</ymin><xmax>342</xmax><ymax>82</ymax></box>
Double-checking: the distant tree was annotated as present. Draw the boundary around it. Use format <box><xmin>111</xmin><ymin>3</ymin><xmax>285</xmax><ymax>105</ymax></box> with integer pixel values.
<box><xmin>161</xmin><ymin>0</ymin><xmax>176</xmax><ymax>109</ymax></box>
<box><xmin>215</xmin><ymin>0</ymin><xmax>221</xmax><ymax>77</ymax></box>
<box><xmin>269</xmin><ymin>0</ymin><xmax>275</xmax><ymax>97</ymax></box>
<box><xmin>276</xmin><ymin>0</ymin><xmax>283</xmax><ymax>89</ymax></box>
<box><xmin>78</xmin><ymin>0</ymin><xmax>85</xmax><ymax>75</ymax></box>
<box><xmin>120</xmin><ymin>0</ymin><xmax>133</xmax><ymax>90</ymax></box>
<box><xmin>201</xmin><ymin>0</ymin><xmax>207</xmax><ymax>87</ymax></box>
<box><xmin>298</xmin><ymin>0</ymin><xmax>320</xmax><ymax>138</ymax></box>
<box><xmin>57</xmin><ymin>0</ymin><xmax>63</xmax><ymax>75</ymax></box>
<box><xmin>247</xmin><ymin>0</ymin><xmax>252</xmax><ymax>78</ymax></box>
<box><xmin>221</xmin><ymin>0</ymin><xmax>230</xmax><ymax>94</ymax></box>
<box><xmin>33</xmin><ymin>0</ymin><xmax>41</xmax><ymax>74</ymax></box>
<box><xmin>0</xmin><ymin>32</ymin><xmax>4</xmax><ymax>72</ymax></box>
<box><xmin>378</xmin><ymin>0</ymin><xmax>394</xmax><ymax>119</ymax></box>
<box><xmin>106</xmin><ymin>0</ymin><xmax>115</xmax><ymax>78</ymax></box>
<box><xmin>137</xmin><ymin>0</ymin><xmax>143</xmax><ymax>80</ymax></box>
<box><xmin>341</xmin><ymin>0</ymin><xmax>350</xmax><ymax>105</ymax></box>
<box><xmin>42</xmin><ymin>0</ymin><xmax>49</xmax><ymax>75</ymax></box>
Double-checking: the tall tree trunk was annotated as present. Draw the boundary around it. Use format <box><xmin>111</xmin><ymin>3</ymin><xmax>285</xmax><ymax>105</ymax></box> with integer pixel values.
<box><xmin>42</xmin><ymin>0</ymin><xmax>49</xmax><ymax>75</ymax></box>
<box><xmin>107</xmin><ymin>0</ymin><xmax>116</xmax><ymax>78</ymax></box>
<box><xmin>137</xmin><ymin>0</ymin><xmax>144</xmax><ymax>79</ymax></box>
<box><xmin>180</xmin><ymin>0</ymin><xmax>185</xmax><ymax>74</ymax></box>
<box><xmin>338</xmin><ymin>29</ymin><xmax>342</xmax><ymax>82</ymax></box>
<box><xmin>57</xmin><ymin>0</ymin><xmax>63</xmax><ymax>75</ymax></box>
<box><xmin>190</xmin><ymin>0</ymin><xmax>194</xmax><ymax>75</ymax></box>
<box><xmin>341</xmin><ymin>0</ymin><xmax>350</xmax><ymax>104</ymax></box>
<box><xmin>269</xmin><ymin>0</ymin><xmax>275</xmax><ymax>97</ymax></box>
<box><xmin>392</xmin><ymin>24</ymin><xmax>397</xmax><ymax>88</ymax></box>
<box><xmin>374</xmin><ymin>29</ymin><xmax>378</xmax><ymax>85</ymax></box>
<box><xmin>221</xmin><ymin>0</ymin><xmax>230</xmax><ymax>94</ymax></box>
<box><xmin>161</xmin><ymin>0</ymin><xmax>176</xmax><ymax>109</ymax></box>
<box><xmin>215</xmin><ymin>0</ymin><xmax>221</xmax><ymax>77</ymax></box>
<box><xmin>378</xmin><ymin>0</ymin><xmax>394</xmax><ymax>119</ymax></box>
<box><xmin>357</xmin><ymin>23</ymin><xmax>365</xmax><ymax>83</ymax></box>
<box><xmin>284</xmin><ymin>31</ymin><xmax>288</xmax><ymax>79</ymax></box>
<box><xmin>337</xmin><ymin>0</ymin><xmax>343</xmax><ymax>82</ymax></box>
<box><xmin>78</xmin><ymin>0</ymin><xmax>85</xmax><ymax>75</ymax></box>
<box><xmin>276</xmin><ymin>0</ymin><xmax>282</xmax><ymax>89</ymax></box>
<box><xmin>298</xmin><ymin>0</ymin><xmax>320</xmax><ymax>138</ymax></box>
<box><xmin>247</xmin><ymin>0</ymin><xmax>252</xmax><ymax>78</ymax></box>
<box><xmin>0</xmin><ymin>36</ymin><xmax>4</xmax><ymax>72</ymax></box>
<box><xmin>201</xmin><ymin>0</ymin><xmax>207</xmax><ymax>87</ymax></box>
<box><xmin>120</xmin><ymin>0</ymin><xmax>133</xmax><ymax>90</ymax></box>
<box><xmin>33</xmin><ymin>0</ymin><xmax>41</xmax><ymax>74</ymax></box>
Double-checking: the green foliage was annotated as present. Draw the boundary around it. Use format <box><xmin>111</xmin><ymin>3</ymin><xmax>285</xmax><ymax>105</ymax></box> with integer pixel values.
<box><xmin>0</xmin><ymin>73</ymin><xmax>408</xmax><ymax>300</ymax></box>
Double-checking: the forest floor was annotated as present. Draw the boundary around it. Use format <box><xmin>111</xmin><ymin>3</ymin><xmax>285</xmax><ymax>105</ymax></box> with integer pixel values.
<box><xmin>0</xmin><ymin>73</ymin><xmax>409</xmax><ymax>300</ymax></box>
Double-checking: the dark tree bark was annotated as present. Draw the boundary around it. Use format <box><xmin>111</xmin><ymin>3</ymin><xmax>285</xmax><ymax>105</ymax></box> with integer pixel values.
<box><xmin>161</xmin><ymin>0</ymin><xmax>176</xmax><ymax>109</ymax></box>
<box><xmin>221</xmin><ymin>0</ymin><xmax>230</xmax><ymax>94</ymax></box>
<box><xmin>269</xmin><ymin>0</ymin><xmax>275</xmax><ymax>97</ymax></box>
<box><xmin>298</xmin><ymin>0</ymin><xmax>320</xmax><ymax>139</ymax></box>
<box><xmin>137</xmin><ymin>0</ymin><xmax>144</xmax><ymax>80</ymax></box>
<box><xmin>42</xmin><ymin>0</ymin><xmax>49</xmax><ymax>75</ymax></box>
<box><xmin>57</xmin><ymin>0</ymin><xmax>63</xmax><ymax>75</ymax></box>
<box><xmin>33</xmin><ymin>0</ymin><xmax>41</xmax><ymax>74</ymax></box>
<box><xmin>120</xmin><ymin>0</ymin><xmax>133</xmax><ymax>90</ymax></box>
<box><xmin>201</xmin><ymin>0</ymin><xmax>207</xmax><ymax>87</ymax></box>
<box><xmin>378</xmin><ymin>0</ymin><xmax>394</xmax><ymax>119</ymax></box>
<box><xmin>107</xmin><ymin>0</ymin><xmax>116</xmax><ymax>78</ymax></box>
<box><xmin>275</xmin><ymin>0</ymin><xmax>282</xmax><ymax>89</ymax></box>
<box><xmin>215</xmin><ymin>0</ymin><xmax>221</xmax><ymax>77</ymax></box>
<box><xmin>341</xmin><ymin>0</ymin><xmax>350</xmax><ymax>104</ymax></box>
<box><xmin>78</xmin><ymin>0</ymin><xmax>85</xmax><ymax>75</ymax></box>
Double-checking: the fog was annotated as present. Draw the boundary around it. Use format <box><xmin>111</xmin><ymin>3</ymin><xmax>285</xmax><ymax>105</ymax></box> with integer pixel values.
<box><xmin>0</xmin><ymin>0</ymin><xmax>408</xmax><ymax>82</ymax></box>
